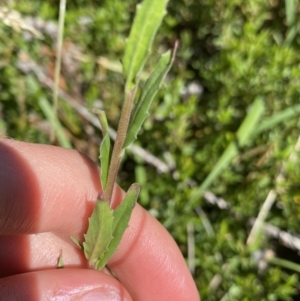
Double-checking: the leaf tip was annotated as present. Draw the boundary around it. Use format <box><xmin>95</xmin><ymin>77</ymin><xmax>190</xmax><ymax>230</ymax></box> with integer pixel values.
<box><xmin>57</xmin><ymin>250</ymin><xmax>64</xmax><ymax>269</ymax></box>
<box><xmin>131</xmin><ymin>182</ymin><xmax>141</xmax><ymax>193</ymax></box>
<box><xmin>71</xmin><ymin>236</ymin><xmax>84</xmax><ymax>251</ymax></box>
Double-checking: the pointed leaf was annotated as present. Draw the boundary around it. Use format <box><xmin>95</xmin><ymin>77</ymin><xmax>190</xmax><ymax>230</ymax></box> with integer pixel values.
<box><xmin>83</xmin><ymin>201</ymin><xmax>114</xmax><ymax>266</ymax></box>
<box><xmin>123</xmin><ymin>0</ymin><xmax>169</xmax><ymax>91</ymax></box>
<box><xmin>100</xmin><ymin>134</ymin><xmax>110</xmax><ymax>190</ymax></box>
<box><xmin>96</xmin><ymin>183</ymin><xmax>140</xmax><ymax>269</ymax></box>
<box><xmin>123</xmin><ymin>48</ymin><xmax>175</xmax><ymax>148</ymax></box>
<box><xmin>70</xmin><ymin>236</ymin><xmax>83</xmax><ymax>250</ymax></box>
<box><xmin>93</xmin><ymin>109</ymin><xmax>111</xmax><ymax>190</ymax></box>
<box><xmin>57</xmin><ymin>254</ymin><xmax>64</xmax><ymax>269</ymax></box>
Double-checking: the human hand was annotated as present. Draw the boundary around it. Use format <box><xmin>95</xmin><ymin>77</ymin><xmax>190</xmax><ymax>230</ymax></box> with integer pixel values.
<box><xmin>0</xmin><ymin>139</ymin><xmax>200</xmax><ymax>301</ymax></box>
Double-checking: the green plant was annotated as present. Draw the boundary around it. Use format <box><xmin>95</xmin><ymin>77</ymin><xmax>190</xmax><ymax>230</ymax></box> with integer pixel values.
<box><xmin>71</xmin><ymin>0</ymin><xmax>176</xmax><ymax>270</ymax></box>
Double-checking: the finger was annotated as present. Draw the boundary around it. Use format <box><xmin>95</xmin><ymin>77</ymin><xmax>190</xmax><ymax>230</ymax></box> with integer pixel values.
<box><xmin>109</xmin><ymin>204</ymin><xmax>200</xmax><ymax>301</ymax></box>
<box><xmin>0</xmin><ymin>139</ymin><xmax>200</xmax><ymax>301</ymax></box>
<box><xmin>0</xmin><ymin>233</ymin><xmax>88</xmax><ymax>277</ymax></box>
<box><xmin>0</xmin><ymin>268</ymin><xmax>133</xmax><ymax>301</ymax></box>
<box><xmin>0</xmin><ymin>139</ymin><xmax>101</xmax><ymax>236</ymax></box>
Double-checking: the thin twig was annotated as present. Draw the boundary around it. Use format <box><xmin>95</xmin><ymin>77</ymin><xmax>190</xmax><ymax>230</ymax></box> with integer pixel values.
<box><xmin>248</xmin><ymin>218</ymin><xmax>300</xmax><ymax>252</ymax></box>
<box><xmin>195</xmin><ymin>206</ymin><xmax>214</xmax><ymax>237</ymax></box>
<box><xmin>246</xmin><ymin>189</ymin><xmax>277</xmax><ymax>246</ymax></box>
<box><xmin>247</xmin><ymin>135</ymin><xmax>300</xmax><ymax>247</ymax></box>
<box><xmin>203</xmin><ymin>190</ymin><xmax>300</xmax><ymax>253</ymax></box>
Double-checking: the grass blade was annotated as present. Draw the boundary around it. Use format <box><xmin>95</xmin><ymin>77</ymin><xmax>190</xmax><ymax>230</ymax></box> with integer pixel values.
<box><xmin>254</xmin><ymin>103</ymin><xmax>300</xmax><ymax>134</ymax></box>
<box><xmin>51</xmin><ymin>0</ymin><xmax>67</xmax><ymax>142</ymax></box>
<box><xmin>285</xmin><ymin>0</ymin><xmax>296</xmax><ymax>26</ymax></box>
<box><xmin>39</xmin><ymin>97</ymin><xmax>71</xmax><ymax>148</ymax></box>
<box><xmin>268</xmin><ymin>256</ymin><xmax>300</xmax><ymax>273</ymax></box>
<box><xmin>189</xmin><ymin>97</ymin><xmax>265</xmax><ymax>206</ymax></box>
<box><xmin>122</xmin><ymin>0</ymin><xmax>169</xmax><ymax>91</ymax></box>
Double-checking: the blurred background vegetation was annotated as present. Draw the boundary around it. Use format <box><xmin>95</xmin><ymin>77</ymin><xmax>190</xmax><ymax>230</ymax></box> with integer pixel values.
<box><xmin>2</xmin><ymin>0</ymin><xmax>300</xmax><ymax>299</ymax></box>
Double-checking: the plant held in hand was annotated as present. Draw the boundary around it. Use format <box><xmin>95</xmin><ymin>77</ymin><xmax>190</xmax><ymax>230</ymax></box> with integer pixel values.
<box><xmin>71</xmin><ymin>0</ymin><xmax>177</xmax><ymax>270</ymax></box>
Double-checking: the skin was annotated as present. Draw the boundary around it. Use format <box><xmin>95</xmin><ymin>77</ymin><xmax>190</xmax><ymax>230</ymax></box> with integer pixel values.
<box><xmin>0</xmin><ymin>139</ymin><xmax>200</xmax><ymax>301</ymax></box>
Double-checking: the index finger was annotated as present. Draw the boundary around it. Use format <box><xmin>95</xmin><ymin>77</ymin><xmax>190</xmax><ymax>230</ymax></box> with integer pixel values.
<box><xmin>0</xmin><ymin>139</ymin><xmax>200</xmax><ymax>301</ymax></box>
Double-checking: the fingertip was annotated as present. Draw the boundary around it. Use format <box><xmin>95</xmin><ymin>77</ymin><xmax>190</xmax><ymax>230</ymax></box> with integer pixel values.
<box><xmin>1</xmin><ymin>269</ymin><xmax>132</xmax><ymax>301</ymax></box>
<box><xmin>108</xmin><ymin>204</ymin><xmax>200</xmax><ymax>301</ymax></box>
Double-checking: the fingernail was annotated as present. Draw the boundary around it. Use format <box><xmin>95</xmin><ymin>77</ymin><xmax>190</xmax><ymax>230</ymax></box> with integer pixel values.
<box><xmin>79</xmin><ymin>289</ymin><xmax>122</xmax><ymax>301</ymax></box>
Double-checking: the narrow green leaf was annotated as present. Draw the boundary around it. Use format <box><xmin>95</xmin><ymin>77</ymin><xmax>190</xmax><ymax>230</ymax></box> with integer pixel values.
<box><xmin>51</xmin><ymin>0</ymin><xmax>67</xmax><ymax>142</ymax></box>
<box><xmin>285</xmin><ymin>0</ymin><xmax>296</xmax><ymax>26</ymax></box>
<box><xmin>93</xmin><ymin>110</ymin><xmax>111</xmax><ymax>190</ymax></box>
<box><xmin>57</xmin><ymin>253</ymin><xmax>64</xmax><ymax>269</ymax></box>
<box><xmin>70</xmin><ymin>236</ymin><xmax>83</xmax><ymax>250</ymax></box>
<box><xmin>268</xmin><ymin>256</ymin><xmax>300</xmax><ymax>274</ymax></box>
<box><xmin>236</xmin><ymin>97</ymin><xmax>265</xmax><ymax>145</ymax></box>
<box><xmin>123</xmin><ymin>47</ymin><xmax>176</xmax><ymax>149</ymax></box>
<box><xmin>96</xmin><ymin>183</ymin><xmax>140</xmax><ymax>269</ymax></box>
<box><xmin>100</xmin><ymin>135</ymin><xmax>110</xmax><ymax>190</ymax></box>
<box><xmin>39</xmin><ymin>97</ymin><xmax>72</xmax><ymax>148</ymax></box>
<box><xmin>123</xmin><ymin>0</ymin><xmax>169</xmax><ymax>91</ymax></box>
<box><xmin>189</xmin><ymin>97</ymin><xmax>265</xmax><ymax>206</ymax></box>
<box><xmin>254</xmin><ymin>103</ymin><xmax>300</xmax><ymax>135</ymax></box>
<box><xmin>83</xmin><ymin>201</ymin><xmax>114</xmax><ymax>266</ymax></box>
<box><xmin>284</xmin><ymin>25</ymin><xmax>298</xmax><ymax>45</ymax></box>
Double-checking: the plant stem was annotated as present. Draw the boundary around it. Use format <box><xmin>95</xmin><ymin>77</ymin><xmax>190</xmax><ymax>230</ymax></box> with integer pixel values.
<box><xmin>51</xmin><ymin>0</ymin><xmax>67</xmax><ymax>142</ymax></box>
<box><xmin>104</xmin><ymin>87</ymin><xmax>137</xmax><ymax>205</ymax></box>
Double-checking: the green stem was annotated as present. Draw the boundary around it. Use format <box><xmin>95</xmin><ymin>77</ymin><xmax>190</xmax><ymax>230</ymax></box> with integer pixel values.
<box><xmin>51</xmin><ymin>0</ymin><xmax>67</xmax><ymax>142</ymax></box>
<box><xmin>104</xmin><ymin>87</ymin><xmax>137</xmax><ymax>204</ymax></box>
